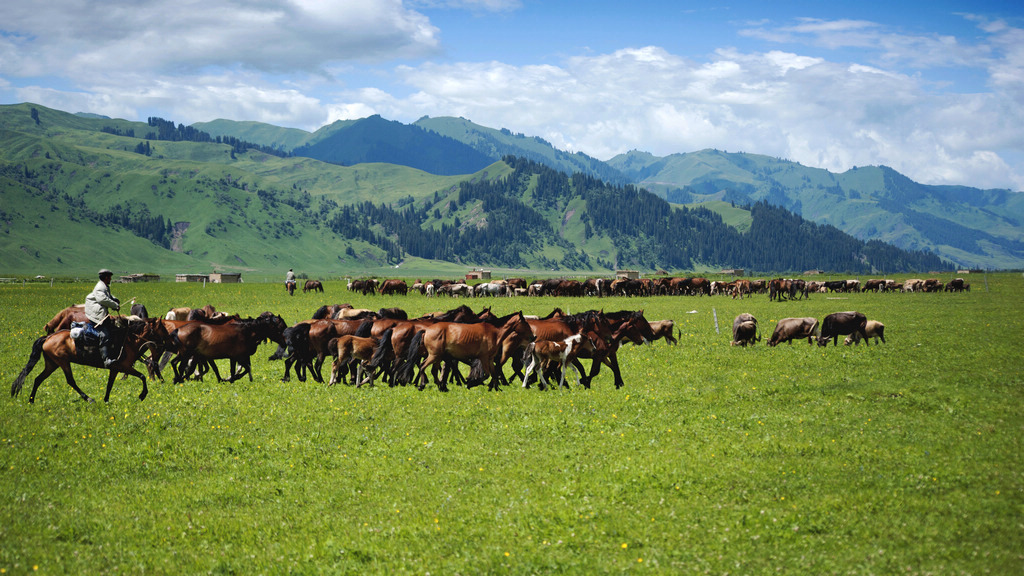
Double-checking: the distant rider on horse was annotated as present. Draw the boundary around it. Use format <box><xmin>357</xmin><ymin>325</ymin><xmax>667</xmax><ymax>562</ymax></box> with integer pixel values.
<box><xmin>85</xmin><ymin>269</ymin><xmax>121</xmax><ymax>367</ymax></box>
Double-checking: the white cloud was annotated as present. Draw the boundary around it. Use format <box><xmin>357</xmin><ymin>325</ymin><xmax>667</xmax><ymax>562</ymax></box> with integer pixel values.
<box><xmin>0</xmin><ymin>0</ymin><xmax>441</xmax><ymax>80</ymax></box>
<box><xmin>1</xmin><ymin>5</ymin><xmax>1021</xmax><ymax>190</ymax></box>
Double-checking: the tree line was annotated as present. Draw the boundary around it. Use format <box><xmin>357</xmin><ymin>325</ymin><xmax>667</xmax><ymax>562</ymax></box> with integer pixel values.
<box><xmin>318</xmin><ymin>156</ymin><xmax>948</xmax><ymax>273</ymax></box>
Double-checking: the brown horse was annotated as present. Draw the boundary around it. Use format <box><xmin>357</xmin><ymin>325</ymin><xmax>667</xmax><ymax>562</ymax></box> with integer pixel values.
<box><xmin>12</xmin><ymin>318</ymin><xmax>170</xmax><ymax>403</ymax></box>
<box><xmin>405</xmin><ymin>312</ymin><xmax>533</xmax><ymax>392</ymax></box>
<box><xmin>285</xmin><ymin>280</ymin><xmax>296</xmax><ymax>296</ymax></box>
<box><xmin>328</xmin><ymin>328</ymin><xmax>393</xmax><ymax>387</ymax></box>
<box><xmin>44</xmin><ymin>305</ymin><xmax>86</xmax><ymax>334</ymax></box>
<box><xmin>303</xmin><ymin>280</ymin><xmax>324</xmax><ymax>293</ymax></box>
<box><xmin>169</xmin><ymin>313</ymin><xmax>286</xmax><ymax>383</ymax></box>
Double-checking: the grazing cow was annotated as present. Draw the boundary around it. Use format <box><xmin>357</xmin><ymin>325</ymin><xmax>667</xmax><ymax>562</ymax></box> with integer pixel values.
<box><xmin>903</xmin><ymin>279</ymin><xmax>923</xmax><ymax>293</ymax></box>
<box><xmin>818</xmin><ymin>311</ymin><xmax>869</xmax><ymax>347</ymax></box>
<box><xmin>731</xmin><ymin>313</ymin><xmax>759</xmax><ymax>347</ymax></box>
<box><xmin>768</xmin><ymin>278</ymin><xmax>791</xmax><ymax>301</ymax></box>
<box><xmin>689</xmin><ymin>277</ymin><xmax>711</xmax><ymax>296</ymax></box>
<box><xmin>522</xmin><ymin>334</ymin><xmax>585</xmax><ymax>390</ymax></box>
<box><xmin>845</xmin><ymin>320</ymin><xmax>886</xmax><ymax>345</ymax></box>
<box><xmin>845</xmin><ymin>279</ymin><xmax>861</xmax><ymax>293</ymax></box>
<box><xmin>767</xmin><ymin>317</ymin><xmax>819</xmax><ymax>347</ymax></box>
<box><xmin>863</xmin><ymin>279</ymin><xmax>886</xmax><ymax>293</ymax></box>
<box><xmin>824</xmin><ymin>280</ymin><xmax>847</xmax><ymax>293</ymax></box>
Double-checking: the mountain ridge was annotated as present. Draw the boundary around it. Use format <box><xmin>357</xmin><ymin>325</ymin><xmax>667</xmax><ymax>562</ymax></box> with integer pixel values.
<box><xmin>0</xmin><ymin>102</ymin><xmax>1012</xmax><ymax>277</ymax></box>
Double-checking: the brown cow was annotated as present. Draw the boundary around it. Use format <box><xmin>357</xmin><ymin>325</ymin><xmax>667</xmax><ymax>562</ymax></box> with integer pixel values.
<box><xmin>731</xmin><ymin>313</ymin><xmax>759</xmax><ymax>347</ymax></box>
<box><xmin>767</xmin><ymin>317</ymin><xmax>819</xmax><ymax>347</ymax></box>
<box><xmin>845</xmin><ymin>320</ymin><xmax>886</xmax><ymax>345</ymax></box>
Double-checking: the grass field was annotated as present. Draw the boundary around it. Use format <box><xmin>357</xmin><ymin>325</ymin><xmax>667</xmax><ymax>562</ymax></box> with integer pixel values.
<box><xmin>1</xmin><ymin>275</ymin><xmax>1022</xmax><ymax>574</ymax></box>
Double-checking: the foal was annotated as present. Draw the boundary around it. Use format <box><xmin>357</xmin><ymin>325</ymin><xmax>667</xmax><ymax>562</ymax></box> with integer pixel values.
<box><xmin>522</xmin><ymin>333</ymin><xmax>584</xmax><ymax>390</ymax></box>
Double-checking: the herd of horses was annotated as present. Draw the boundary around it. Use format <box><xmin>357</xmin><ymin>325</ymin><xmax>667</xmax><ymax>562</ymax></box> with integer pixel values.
<box><xmin>12</xmin><ymin>301</ymin><xmax>668</xmax><ymax>403</ymax></box>
<box><xmin>11</xmin><ymin>268</ymin><xmax>927</xmax><ymax>403</ymax></box>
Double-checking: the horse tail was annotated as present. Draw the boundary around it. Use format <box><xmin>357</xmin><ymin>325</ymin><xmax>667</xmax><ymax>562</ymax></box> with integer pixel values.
<box><xmin>396</xmin><ymin>329</ymin><xmax>425</xmax><ymax>385</ymax></box>
<box><xmin>467</xmin><ymin>358</ymin><xmax>488</xmax><ymax>387</ymax></box>
<box><xmin>12</xmin><ymin>336</ymin><xmax>47</xmax><ymax>397</ymax></box>
<box><xmin>369</xmin><ymin>327</ymin><xmax>393</xmax><ymax>370</ymax></box>
<box><xmin>354</xmin><ymin>318</ymin><xmax>374</xmax><ymax>338</ymax></box>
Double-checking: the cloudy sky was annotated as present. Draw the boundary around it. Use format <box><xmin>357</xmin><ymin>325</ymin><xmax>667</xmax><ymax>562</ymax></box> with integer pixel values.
<box><xmin>1</xmin><ymin>0</ymin><xmax>1022</xmax><ymax>190</ymax></box>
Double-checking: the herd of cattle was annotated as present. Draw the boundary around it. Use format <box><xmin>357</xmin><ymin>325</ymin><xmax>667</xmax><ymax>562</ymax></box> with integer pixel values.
<box><xmin>347</xmin><ymin>276</ymin><xmax>970</xmax><ymax>299</ymax></box>
<box><xmin>731</xmin><ymin>311</ymin><xmax>885</xmax><ymax>348</ymax></box>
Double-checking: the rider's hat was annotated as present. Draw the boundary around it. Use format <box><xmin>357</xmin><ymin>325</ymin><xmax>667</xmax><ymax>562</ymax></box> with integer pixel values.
<box><xmin>98</xmin><ymin>268</ymin><xmax>113</xmax><ymax>277</ymax></box>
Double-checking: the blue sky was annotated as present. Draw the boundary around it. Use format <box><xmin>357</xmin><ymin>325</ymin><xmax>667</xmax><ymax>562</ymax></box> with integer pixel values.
<box><xmin>1</xmin><ymin>0</ymin><xmax>1022</xmax><ymax>190</ymax></box>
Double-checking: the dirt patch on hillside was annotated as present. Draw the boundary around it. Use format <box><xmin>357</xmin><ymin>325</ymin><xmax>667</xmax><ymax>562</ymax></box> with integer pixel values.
<box><xmin>171</xmin><ymin>222</ymin><xmax>189</xmax><ymax>252</ymax></box>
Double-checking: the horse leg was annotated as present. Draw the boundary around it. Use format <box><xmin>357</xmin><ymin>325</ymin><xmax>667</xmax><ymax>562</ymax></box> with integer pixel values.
<box><xmin>28</xmin><ymin>358</ymin><xmax>70</xmax><ymax>403</ymax></box>
<box><xmin>521</xmin><ymin>355</ymin><xmax>537</xmax><ymax>389</ymax></box>
<box><xmin>605</xmin><ymin>351</ymin><xmax>626</xmax><ymax>389</ymax></box>
<box><xmin>575</xmin><ymin>357</ymin><xmax>594</xmax><ymax>389</ymax></box>
<box><xmin>103</xmin><ymin>365</ymin><xmax>146</xmax><ymax>402</ymax></box>
<box><xmin>557</xmin><ymin>359</ymin><xmax>569</xmax><ymax>389</ymax></box>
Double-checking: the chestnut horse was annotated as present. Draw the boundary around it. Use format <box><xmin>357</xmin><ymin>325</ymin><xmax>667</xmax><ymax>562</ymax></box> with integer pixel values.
<box><xmin>328</xmin><ymin>328</ymin><xmax>393</xmax><ymax>387</ymax></box>
<box><xmin>405</xmin><ymin>312</ymin><xmax>533</xmax><ymax>392</ymax></box>
<box><xmin>303</xmin><ymin>280</ymin><xmax>324</xmax><ymax>293</ymax></box>
<box><xmin>169</xmin><ymin>313</ymin><xmax>286</xmax><ymax>383</ymax></box>
<box><xmin>285</xmin><ymin>280</ymin><xmax>296</xmax><ymax>296</ymax></box>
<box><xmin>44</xmin><ymin>305</ymin><xmax>86</xmax><ymax>334</ymax></box>
<box><xmin>12</xmin><ymin>318</ymin><xmax>170</xmax><ymax>403</ymax></box>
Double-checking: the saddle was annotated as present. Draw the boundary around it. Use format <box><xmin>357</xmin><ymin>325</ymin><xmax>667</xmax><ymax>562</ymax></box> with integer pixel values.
<box><xmin>69</xmin><ymin>318</ymin><xmax>132</xmax><ymax>366</ymax></box>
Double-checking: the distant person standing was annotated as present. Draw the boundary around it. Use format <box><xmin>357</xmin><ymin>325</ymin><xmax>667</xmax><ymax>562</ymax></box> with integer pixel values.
<box><xmin>85</xmin><ymin>269</ymin><xmax>121</xmax><ymax>367</ymax></box>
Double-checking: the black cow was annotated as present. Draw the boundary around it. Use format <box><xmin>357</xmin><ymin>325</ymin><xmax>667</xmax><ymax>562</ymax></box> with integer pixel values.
<box><xmin>824</xmin><ymin>280</ymin><xmax>847</xmax><ymax>293</ymax></box>
<box><xmin>818</xmin><ymin>311</ymin><xmax>868</xmax><ymax>347</ymax></box>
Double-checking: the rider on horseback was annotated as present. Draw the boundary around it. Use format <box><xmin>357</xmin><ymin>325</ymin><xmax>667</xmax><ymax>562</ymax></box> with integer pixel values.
<box><xmin>85</xmin><ymin>269</ymin><xmax>121</xmax><ymax>367</ymax></box>
<box><xmin>286</xmin><ymin>268</ymin><xmax>295</xmax><ymax>283</ymax></box>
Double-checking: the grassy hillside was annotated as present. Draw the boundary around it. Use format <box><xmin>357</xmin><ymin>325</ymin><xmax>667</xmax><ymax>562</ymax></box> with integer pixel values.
<box><xmin>0</xmin><ymin>104</ymin><xmax>500</xmax><ymax>278</ymax></box>
<box><xmin>191</xmin><ymin>119</ymin><xmax>311</xmax><ymax>151</ymax></box>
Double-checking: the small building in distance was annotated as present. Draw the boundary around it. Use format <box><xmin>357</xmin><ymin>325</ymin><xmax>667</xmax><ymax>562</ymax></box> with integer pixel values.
<box><xmin>120</xmin><ymin>273</ymin><xmax>160</xmax><ymax>283</ymax></box>
<box><xmin>176</xmin><ymin>273</ymin><xmax>209</xmax><ymax>283</ymax></box>
<box><xmin>209</xmin><ymin>272</ymin><xmax>242</xmax><ymax>283</ymax></box>
<box><xmin>720</xmin><ymin>268</ymin><xmax>745</xmax><ymax>276</ymax></box>
<box><xmin>466</xmin><ymin>269</ymin><xmax>491</xmax><ymax>281</ymax></box>
<box><xmin>616</xmin><ymin>270</ymin><xmax>640</xmax><ymax>280</ymax></box>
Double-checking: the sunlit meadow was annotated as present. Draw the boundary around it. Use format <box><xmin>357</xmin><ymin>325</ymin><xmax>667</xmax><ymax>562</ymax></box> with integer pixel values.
<box><xmin>1</xmin><ymin>275</ymin><xmax>1021</xmax><ymax>574</ymax></box>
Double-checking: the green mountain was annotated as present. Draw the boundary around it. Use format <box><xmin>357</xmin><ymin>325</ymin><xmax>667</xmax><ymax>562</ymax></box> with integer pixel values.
<box><xmin>412</xmin><ymin>116</ymin><xmax>629</xmax><ymax>185</ymax></box>
<box><xmin>608</xmin><ymin>149</ymin><xmax>1024</xmax><ymax>269</ymax></box>
<box><xmin>192</xmin><ymin>119</ymin><xmax>311</xmax><ymax>152</ymax></box>
<box><xmin>0</xmin><ymin>103</ymin><xmax>976</xmax><ymax>278</ymax></box>
<box><xmin>292</xmin><ymin>115</ymin><xmax>494</xmax><ymax>176</ymax></box>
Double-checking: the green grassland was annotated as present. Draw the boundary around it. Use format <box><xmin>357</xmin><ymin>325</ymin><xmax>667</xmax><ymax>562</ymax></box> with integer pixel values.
<box><xmin>1</xmin><ymin>275</ymin><xmax>1022</xmax><ymax>574</ymax></box>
